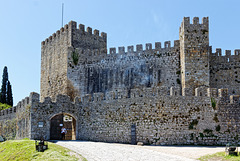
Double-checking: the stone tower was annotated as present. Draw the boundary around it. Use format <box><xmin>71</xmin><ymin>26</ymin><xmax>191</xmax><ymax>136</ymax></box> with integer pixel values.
<box><xmin>179</xmin><ymin>17</ymin><xmax>210</xmax><ymax>95</ymax></box>
<box><xmin>40</xmin><ymin>21</ymin><xmax>107</xmax><ymax>101</ymax></box>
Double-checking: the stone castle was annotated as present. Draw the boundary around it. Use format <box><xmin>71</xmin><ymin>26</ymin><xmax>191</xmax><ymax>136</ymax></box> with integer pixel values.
<box><xmin>0</xmin><ymin>17</ymin><xmax>240</xmax><ymax>145</ymax></box>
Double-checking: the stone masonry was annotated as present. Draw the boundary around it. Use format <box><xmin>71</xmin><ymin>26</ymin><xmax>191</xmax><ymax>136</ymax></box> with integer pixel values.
<box><xmin>0</xmin><ymin>17</ymin><xmax>240</xmax><ymax>145</ymax></box>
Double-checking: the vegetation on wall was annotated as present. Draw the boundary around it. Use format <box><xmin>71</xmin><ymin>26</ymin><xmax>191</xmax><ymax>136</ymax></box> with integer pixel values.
<box><xmin>71</xmin><ymin>50</ymin><xmax>79</xmax><ymax>65</ymax></box>
<box><xmin>211</xmin><ymin>97</ymin><xmax>216</xmax><ymax>110</ymax></box>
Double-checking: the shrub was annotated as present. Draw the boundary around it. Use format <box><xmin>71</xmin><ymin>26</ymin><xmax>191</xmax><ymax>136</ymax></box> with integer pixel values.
<box><xmin>71</xmin><ymin>50</ymin><xmax>79</xmax><ymax>65</ymax></box>
<box><xmin>211</xmin><ymin>97</ymin><xmax>216</xmax><ymax>110</ymax></box>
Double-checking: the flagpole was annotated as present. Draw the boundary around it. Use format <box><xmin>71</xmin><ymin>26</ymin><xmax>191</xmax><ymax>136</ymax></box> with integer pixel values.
<box><xmin>62</xmin><ymin>3</ymin><xmax>64</xmax><ymax>27</ymax></box>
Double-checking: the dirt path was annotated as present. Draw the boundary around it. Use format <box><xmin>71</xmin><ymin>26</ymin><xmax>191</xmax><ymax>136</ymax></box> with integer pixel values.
<box><xmin>54</xmin><ymin>141</ymin><xmax>225</xmax><ymax>161</ymax></box>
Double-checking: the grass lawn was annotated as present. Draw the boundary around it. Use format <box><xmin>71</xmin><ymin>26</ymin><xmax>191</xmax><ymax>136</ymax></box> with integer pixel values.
<box><xmin>199</xmin><ymin>152</ymin><xmax>240</xmax><ymax>161</ymax></box>
<box><xmin>0</xmin><ymin>139</ymin><xmax>86</xmax><ymax>161</ymax></box>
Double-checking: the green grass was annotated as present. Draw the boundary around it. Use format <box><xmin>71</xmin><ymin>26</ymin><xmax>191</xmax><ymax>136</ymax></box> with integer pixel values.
<box><xmin>199</xmin><ymin>152</ymin><xmax>240</xmax><ymax>161</ymax></box>
<box><xmin>0</xmin><ymin>139</ymin><xmax>86</xmax><ymax>161</ymax></box>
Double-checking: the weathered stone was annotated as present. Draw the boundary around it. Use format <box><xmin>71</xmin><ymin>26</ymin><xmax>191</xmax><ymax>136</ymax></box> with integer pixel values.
<box><xmin>0</xmin><ymin>17</ymin><xmax>240</xmax><ymax>145</ymax></box>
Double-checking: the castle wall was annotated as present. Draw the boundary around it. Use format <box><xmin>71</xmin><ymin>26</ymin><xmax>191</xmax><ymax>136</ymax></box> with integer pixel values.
<box><xmin>0</xmin><ymin>88</ymin><xmax>239</xmax><ymax>145</ymax></box>
<box><xmin>77</xmin><ymin>88</ymin><xmax>239</xmax><ymax>145</ymax></box>
<box><xmin>67</xmin><ymin>41</ymin><xmax>181</xmax><ymax>99</ymax></box>
<box><xmin>0</xmin><ymin>96</ymin><xmax>32</xmax><ymax>140</ymax></box>
<box><xmin>69</xmin><ymin>21</ymin><xmax>107</xmax><ymax>49</ymax></box>
<box><xmin>210</xmin><ymin>49</ymin><xmax>240</xmax><ymax>95</ymax></box>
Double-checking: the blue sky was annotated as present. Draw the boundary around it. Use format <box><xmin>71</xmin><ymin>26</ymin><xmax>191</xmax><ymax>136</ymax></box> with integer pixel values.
<box><xmin>0</xmin><ymin>0</ymin><xmax>239</xmax><ymax>105</ymax></box>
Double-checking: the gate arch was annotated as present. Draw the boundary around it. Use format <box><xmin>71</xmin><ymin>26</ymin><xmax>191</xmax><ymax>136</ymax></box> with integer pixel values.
<box><xmin>50</xmin><ymin>113</ymin><xmax>76</xmax><ymax>140</ymax></box>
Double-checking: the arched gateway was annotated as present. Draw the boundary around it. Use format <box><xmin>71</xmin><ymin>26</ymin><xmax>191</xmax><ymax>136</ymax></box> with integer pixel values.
<box><xmin>50</xmin><ymin>113</ymin><xmax>76</xmax><ymax>140</ymax></box>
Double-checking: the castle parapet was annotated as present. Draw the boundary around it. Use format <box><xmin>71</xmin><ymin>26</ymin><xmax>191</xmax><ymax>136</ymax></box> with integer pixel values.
<box><xmin>146</xmin><ymin>43</ymin><xmax>152</xmax><ymax>50</ymax></box>
<box><xmin>0</xmin><ymin>93</ymin><xmax>35</xmax><ymax>118</ymax></box>
<box><xmin>109</xmin><ymin>48</ymin><xmax>116</xmax><ymax>54</ymax></box>
<box><xmin>164</xmin><ymin>41</ymin><xmax>170</xmax><ymax>48</ymax></box>
<box><xmin>142</xmin><ymin>87</ymin><xmax>153</xmax><ymax>97</ymax></box>
<box><xmin>170</xmin><ymin>87</ymin><xmax>180</xmax><ymax>96</ymax></box>
<box><xmin>130</xmin><ymin>88</ymin><xmax>141</xmax><ymax>98</ymax></box>
<box><xmin>41</xmin><ymin>21</ymin><xmax>107</xmax><ymax>49</ymax></box>
<box><xmin>117</xmin><ymin>90</ymin><xmax>128</xmax><ymax>99</ymax></box>
<box><xmin>211</xmin><ymin>48</ymin><xmax>240</xmax><ymax>63</ymax></box>
<box><xmin>136</xmin><ymin>44</ymin><xmax>143</xmax><ymax>52</ymax></box>
<box><xmin>182</xmin><ymin>88</ymin><xmax>192</xmax><ymax>96</ymax></box>
<box><xmin>207</xmin><ymin>88</ymin><xmax>218</xmax><ymax>97</ymax></box>
<box><xmin>128</xmin><ymin>46</ymin><xmax>134</xmax><ymax>53</ymax></box>
<box><xmin>82</xmin><ymin>94</ymin><xmax>92</xmax><ymax>104</ymax></box>
<box><xmin>182</xmin><ymin>17</ymin><xmax>208</xmax><ymax>26</ymax></box>
<box><xmin>43</xmin><ymin>97</ymin><xmax>52</xmax><ymax>103</ymax></box>
<box><xmin>218</xmin><ymin>88</ymin><xmax>228</xmax><ymax>97</ymax></box>
<box><xmin>230</xmin><ymin>95</ymin><xmax>240</xmax><ymax>104</ymax></box>
<box><xmin>118</xmin><ymin>47</ymin><xmax>125</xmax><ymax>54</ymax></box>
<box><xmin>195</xmin><ymin>87</ymin><xmax>208</xmax><ymax>97</ymax></box>
<box><xmin>109</xmin><ymin>40</ymin><xmax>180</xmax><ymax>56</ymax></box>
<box><xmin>155</xmin><ymin>42</ymin><xmax>161</xmax><ymax>49</ymax></box>
<box><xmin>93</xmin><ymin>93</ymin><xmax>104</xmax><ymax>102</ymax></box>
<box><xmin>106</xmin><ymin>91</ymin><xmax>116</xmax><ymax>100</ymax></box>
<box><xmin>235</xmin><ymin>49</ymin><xmax>240</xmax><ymax>55</ymax></box>
<box><xmin>180</xmin><ymin>17</ymin><xmax>208</xmax><ymax>34</ymax></box>
<box><xmin>155</xmin><ymin>86</ymin><xmax>169</xmax><ymax>96</ymax></box>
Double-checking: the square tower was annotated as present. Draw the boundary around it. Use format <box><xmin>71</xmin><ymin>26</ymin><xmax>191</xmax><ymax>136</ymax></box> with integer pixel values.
<box><xmin>40</xmin><ymin>21</ymin><xmax>107</xmax><ymax>101</ymax></box>
<box><xmin>179</xmin><ymin>17</ymin><xmax>210</xmax><ymax>95</ymax></box>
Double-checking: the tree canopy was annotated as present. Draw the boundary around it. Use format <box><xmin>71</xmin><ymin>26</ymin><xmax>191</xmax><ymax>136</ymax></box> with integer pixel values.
<box><xmin>0</xmin><ymin>66</ymin><xmax>13</xmax><ymax>107</ymax></box>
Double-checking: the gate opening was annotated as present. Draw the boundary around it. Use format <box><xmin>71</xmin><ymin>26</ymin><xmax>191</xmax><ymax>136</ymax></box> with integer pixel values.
<box><xmin>50</xmin><ymin>113</ymin><xmax>76</xmax><ymax>140</ymax></box>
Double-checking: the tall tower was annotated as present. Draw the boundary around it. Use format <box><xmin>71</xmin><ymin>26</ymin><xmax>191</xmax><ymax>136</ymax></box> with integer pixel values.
<box><xmin>40</xmin><ymin>21</ymin><xmax>107</xmax><ymax>101</ymax></box>
<box><xmin>179</xmin><ymin>17</ymin><xmax>210</xmax><ymax>95</ymax></box>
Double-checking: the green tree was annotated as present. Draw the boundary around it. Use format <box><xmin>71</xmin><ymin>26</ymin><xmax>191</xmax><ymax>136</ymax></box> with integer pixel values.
<box><xmin>0</xmin><ymin>66</ymin><xmax>8</xmax><ymax>104</ymax></box>
<box><xmin>7</xmin><ymin>81</ymin><xmax>13</xmax><ymax>106</ymax></box>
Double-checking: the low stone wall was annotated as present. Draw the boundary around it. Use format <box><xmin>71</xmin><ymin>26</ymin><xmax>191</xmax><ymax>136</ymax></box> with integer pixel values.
<box><xmin>0</xmin><ymin>95</ymin><xmax>32</xmax><ymax>140</ymax></box>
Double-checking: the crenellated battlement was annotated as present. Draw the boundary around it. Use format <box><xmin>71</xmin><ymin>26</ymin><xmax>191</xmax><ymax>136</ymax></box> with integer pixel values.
<box><xmin>211</xmin><ymin>48</ymin><xmax>240</xmax><ymax>63</ymax></box>
<box><xmin>180</xmin><ymin>17</ymin><xmax>208</xmax><ymax>28</ymax></box>
<box><xmin>41</xmin><ymin>21</ymin><xmax>107</xmax><ymax>49</ymax></box>
<box><xmin>37</xmin><ymin>86</ymin><xmax>238</xmax><ymax>105</ymax></box>
<box><xmin>108</xmin><ymin>40</ymin><xmax>180</xmax><ymax>55</ymax></box>
<box><xmin>44</xmin><ymin>86</ymin><xmax>239</xmax><ymax>106</ymax></box>
<box><xmin>0</xmin><ymin>95</ymin><xmax>30</xmax><ymax>118</ymax></box>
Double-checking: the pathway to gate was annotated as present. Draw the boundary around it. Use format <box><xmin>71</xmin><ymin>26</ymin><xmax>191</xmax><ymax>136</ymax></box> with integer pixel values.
<box><xmin>55</xmin><ymin>141</ymin><xmax>225</xmax><ymax>161</ymax></box>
